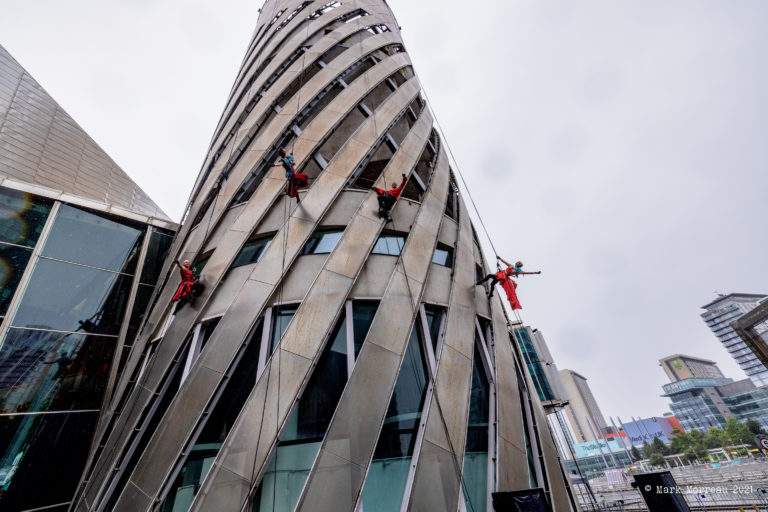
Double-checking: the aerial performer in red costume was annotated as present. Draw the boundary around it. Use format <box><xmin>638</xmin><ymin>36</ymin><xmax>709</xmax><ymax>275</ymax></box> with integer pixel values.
<box><xmin>476</xmin><ymin>256</ymin><xmax>540</xmax><ymax>310</ymax></box>
<box><xmin>172</xmin><ymin>260</ymin><xmax>200</xmax><ymax>309</ymax></box>
<box><xmin>372</xmin><ymin>173</ymin><xmax>408</xmax><ymax>222</ymax></box>
<box><xmin>274</xmin><ymin>147</ymin><xmax>308</xmax><ymax>203</ymax></box>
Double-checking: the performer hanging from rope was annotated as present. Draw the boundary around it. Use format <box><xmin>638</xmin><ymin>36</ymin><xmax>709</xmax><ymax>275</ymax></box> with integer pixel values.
<box><xmin>372</xmin><ymin>173</ymin><xmax>408</xmax><ymax>222</ymax></box>
<box><xmin>476</xmin><ymin>256</ymin><xmax>540</xmax><ymax>309</ymax></box>
<box><xmin>274</xmin><ymin>147</ymin><xmax>307</xmax><ymax>203</ymax></box>
<box><xmin>172</xmin><ymin>260</ymin><xmax>201</xmax><ymax>309</ymax></box>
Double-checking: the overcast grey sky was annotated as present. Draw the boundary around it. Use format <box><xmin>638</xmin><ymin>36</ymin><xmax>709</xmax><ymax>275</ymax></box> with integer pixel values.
<box><xmin>2</xmin><ymin>0</ymin><xmax>767</xmax><ymax>421</ymax></box>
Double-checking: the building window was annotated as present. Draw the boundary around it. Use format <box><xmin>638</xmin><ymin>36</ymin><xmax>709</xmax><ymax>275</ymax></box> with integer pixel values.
<box><xmin>182</xmin><ymin>316</ymin><xmax>223</xmax><ymax>381</ymax></box>
<box><xmin>301</xmin><ymin>230</ymin><xmax>343</xmax><ymax>255</ymax></box>
<box><xmin>232</xmin><ymin>234</ymin><xmax>273</xmax><ymax>267</ymax></box>
<box><xmin>160</xmin><ymin>318</ymin><xmax>264</xmax><ymax>512</ymax></box>
<box><xmin>251</xmin><ymin>301</ymin><xmax>380</xmax><ymax>511</ymax></box>
<box><xmin>462</xmin><ymin>344</ymin><xmax>491</xmax><ymax>511</ymax></box>
<box><xmin>361</xmin><ymin>323</ymin><xmax>430</xmax><ymax>510</ymax></box>
<box><xmin>371</xmin><ymin>234</ymin><xmax>405</xmax><ymax>256</ymax></box>
<box><xmin>432</xmin><ymin>245</ymin><xmax>454</xmax><ymax>267</ymax></box>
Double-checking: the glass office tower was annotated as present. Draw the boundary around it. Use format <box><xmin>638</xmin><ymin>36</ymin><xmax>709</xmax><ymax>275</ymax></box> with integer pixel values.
<box><xmin>72</xmin><ymin>2</ymin><xmax>579</xmax><ymax>511</ymax></box>
<box><xmin>0</xmin><ymin>44</ymin><xmax>175</xmax><ymax>511</ymax></box>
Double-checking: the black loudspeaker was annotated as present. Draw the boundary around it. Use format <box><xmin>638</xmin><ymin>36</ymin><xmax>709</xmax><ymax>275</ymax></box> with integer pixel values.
<box><xmin>491</xmin><ymin>488</ymin><xmax>549</xmax><ymax>512</ymax></box>
<box><xmin>632</xmin><ymin>472</ymin><xmax>691</xmax><ymax>512</ymax></box>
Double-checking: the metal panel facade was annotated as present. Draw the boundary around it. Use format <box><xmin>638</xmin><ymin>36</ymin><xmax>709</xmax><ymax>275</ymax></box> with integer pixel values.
<box><xmin>71</xmin><ymin>1</ymin><xmax>578</xmax><ymax>511</ymax></box>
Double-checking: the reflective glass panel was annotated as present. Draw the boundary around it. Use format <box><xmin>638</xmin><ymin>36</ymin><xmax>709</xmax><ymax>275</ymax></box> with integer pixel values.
<box><xmin>0</xmin><ymin>328</ymin><xmax>116</xmax><ymax>414</ymax></box>
<box><xmin>140</xmin><ymin>228</ymin><xmax>174</xmax><ymax>285</ymax></box>
<box><xmin>352</xmin><ymin>302</ymin><xmax>378</xmax><ymax>358</ymax></box>
<box><xmin>42</xmin><ymin>204</ymin><xmax>145</xmax><ymax>273</ymax></box>
<box><xmin>0</xmin><ymin>243</ymin><xmax>32</xmax><ymax>317</ymax></box>
<box><xmin>300</xmin><ymin>230</ymin><xmax>343</xmax><ymax>255</ymax></box>
<box><xmin>161</xmin><ymin>320</ymin><xmax>264</xmax><ymax>512</ymax></box>
<box><xmin>424</xmin><ymin>306</ymin><xmax>443</xmax><ymax>355</ymax></box>
<box><xmin>254</xmin><ymin>314</ymin><xmax>349</xmax><ymax>512</ymax></box>
<box><xmin>270</xmin><ymin>305</ymin><xmax>298</xmax><ymax>353</ymax></box>
<box><xmin>0</xmin><ymin>411</ymin><xmax>99</xmax><ymax>511</ymax></box>
<box><xmin>125</xmin><ymin>284</ymin><xmax>155</xmax><ymax>346</ymax></box>
<box><xmin>11</xmin><ymin>258</ymin><xmax>134</xmax><ymax>335</ymax></box>
<box><xmin>233</xmin><ymin>236</ymin><xmax>272</xmax><ymax>267</ymax></box>
<box><xmin>0</xmin><ymin>187</ymin><xmax>52</xmax><ymax>248</ymax></box>
<box><xmin>462</xmin><ymin>346</ymin><xmax>490</xmax><ymax>511</ymax></box>
<box><xmin>371</xmin><ymin>234</ymin><xmax>405</xmax><ymax>256</ymax></box>
<box><xmin>362</xmin><ymin>325</ymin><xmax>428</xmax><ymax>511</ymax></box>
<box><xmin>432</xmin><ymin>246</ymin><xmax>453</xmax><ymax>267</ymax></box>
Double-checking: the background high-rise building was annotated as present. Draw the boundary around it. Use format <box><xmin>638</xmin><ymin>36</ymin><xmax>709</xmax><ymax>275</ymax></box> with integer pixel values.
<box><xmin>72</xmin><ymin>2</ymin><xmax>578</xmax><ymax>511</ymax></box>
<box><xmin>701</xmin><ymin>293</ymin><xmax>768</xmax><ymax>387</ymax></box>
<box><xmin>0</xmin><ymin>44</ymin><xmax>175</xmax><ymax>511</ymax></box>
<box><xmin>559</xmin><ymin>369</ymin><xmax>609</xmax><ymax>443</ymax></box>
<box><xmin>659</xmin><ymin>354</ymin><xmax>725</xmax><ymax>382</ymax></box>
<box><xmin>731</xmin><ymin>300</ymin><xmax>768</xmax><ymax>373</ymax></box>
<box><xmin>659</xmin><ymin>354</ymin><xmax>768</xmax><ymax>432</ymax></box>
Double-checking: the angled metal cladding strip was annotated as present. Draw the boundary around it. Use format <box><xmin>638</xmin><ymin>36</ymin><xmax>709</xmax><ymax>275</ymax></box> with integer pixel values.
<box><xmin>407</xmin><ymin>197</ymin><xmax>477</xmax><ymax>512</ymax></box>
<box><xmin>104</xmin><ymin>48</ymin><xmax>411</xmax><ymax>432</ymax></box>
<box><xmin>490</xmin><ymin>296</ymin><xmax>531</xmax><ymax>491</ymax></box>
<box><xmin>190</xmin><ymin>110</ymin><xmax>436</xmax><ymax>512</ymax></box>
<box><xmin>293</xmin><ymin>146</ymin><xmax>451</xmax><ymax>512</ymax></box>
<box><xmin>108</xmin><ymin>77</ymin><xmax>420</xmax><ymax>510</ymax></box>
<box><xmin>122</xmin><ymin>109</ymin><xmax>434</xmax><ymax>507</ymax></box>
<box><xmin>533</xmin><ymin>399</ymin><xmax>578</xmax><ymax>512</ymax></box>
<box><xmin>84</xmin><ymin>34</ymin><xmax>411</xmax><ymax>495</ymax></box>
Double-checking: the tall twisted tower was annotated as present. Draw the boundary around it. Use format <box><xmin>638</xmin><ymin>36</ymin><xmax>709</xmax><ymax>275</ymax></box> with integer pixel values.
<box><xmin>73</xmin><ymin>1</ymin><xmax>577</xmax><ymax>510</ymax></box>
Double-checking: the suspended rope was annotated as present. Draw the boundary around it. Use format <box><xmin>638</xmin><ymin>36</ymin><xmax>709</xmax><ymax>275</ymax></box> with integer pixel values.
<box><xmin>390</xmin><ymin>191</ymin><xmax>477</xmax><ymax>512</ymax></box>
<box><xmin>417</xmin><ymin>87</ymin><xmax>500</xmax><ymax>260</ymax></box>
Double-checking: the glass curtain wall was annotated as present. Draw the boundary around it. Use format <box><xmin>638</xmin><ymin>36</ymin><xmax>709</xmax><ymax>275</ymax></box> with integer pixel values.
<box><xmin>461</xmin><ymin>335</ymin><xmax>492</xmax><ymax>512</ymax></box>
<box><xmin>252</xmin><ymin>302</ymin><xmax>379</xmax><ymax>512</ymax></box>
<box><xmin>360</xmin><ymin>324</ymin><xmax>430</xmax><ymax>512</ymax></box>
<box><xmin>0</xmin><ymin>189</ymin><xmax>170</xmax><ymax>511</ymax></box>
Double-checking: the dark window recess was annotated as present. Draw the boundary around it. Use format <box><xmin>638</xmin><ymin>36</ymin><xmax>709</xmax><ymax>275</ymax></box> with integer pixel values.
<box><xmin>432</xmin><ymin>245</ymin><xmax>454</xmax><ymax>268</ymax></box>
<box><xmin>274</xmin><ymin>1</ymin><xmax>312</xmax><ymax>32</ymax></box>
<box><xmin>125</xmin><ymin>284</ymin><xmax>155</xmax><ymax>346</ymax></box>
<box><xmin>445</xmin><ymin>180</ymin><xmax>459</xmax><ymax>220</ymax></box>
<box><xmin>140</xmin><ymin>228</ymin><xmax>174</xmax><ymax>285</ymax></box>
<box><xmin>476</xmin><ymin>264</ymin><xmax>486</xmax><ymax>284</ymax></box>
<box><xmin>404</xmin><ymin>140</ymin><xmax>438</xmax><ymax>202</ymax></box>
<box><xmin>371</xmin><ymin>234</ymin><xmax>405</xmax><ymax>256</ymax></box>
<box><xmin>270</xmin><ymin>305</ymin><xmax>299</xmax><ymax>354</ymax></box>
<box><xmin>233</xmin><ymin>235</ymin><xmax>273</xmax><ymax>267</ymax></box>
<box><xmin>349</xmin><ymin>141</ymin><xmax>394</xmax><ymax>190</ymax></box>
<box><xmin>0</xmin><ymin>187</ymin><xmax>53</xmax><ymax>247</ymax></box>
<box><xmin>352</xmin><ymin>302</ymin><xmax>378</xmax><ymax>357</ymax></box>
<box><xmin>424</xmin><ymin>306</ymin><xmax>445</xmax><ymax>354</ymax></box>
<box><xmin>301</xmin><ymin>230</ymin><xmax>343</xmax><ymax>255</ymax></box>
<box><xmin>316</xmin><ymin>108</ymin><xmax>368</xmax><ymax>164</ymax></box>
<box><xmin>199</xmin><ymin>317</ymin><xmax>221</xmax><ymax>351</ymax></box>
<box><xmin>160</xmin><ymin>319</ymin><xmax>264</xmax><ymax>512</ymax></box>
<box><xmin>193</xmin><ymin>251</ymin><xmax>213</xmax><ymax>274</ymax></box>
<box><xmin>388</xmin><ymin>114</ymin><xmax>411</xmax><ymax>147</ymax></box>
<box><xmin>188</xmin><ymin>187</ymin><xmax>218</xmax><ymax>230</ymax></box>
<box><xmin>367</xmin><ymin>24</ymin><xmax>390</xmax><ymax>35</ymax></box>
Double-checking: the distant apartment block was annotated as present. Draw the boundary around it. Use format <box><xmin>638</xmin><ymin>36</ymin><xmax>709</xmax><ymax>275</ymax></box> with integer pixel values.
<box><xmin>701</xmin><ymin>293</ymin><xmax>768</xmax><ymax>387</ymax></box>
